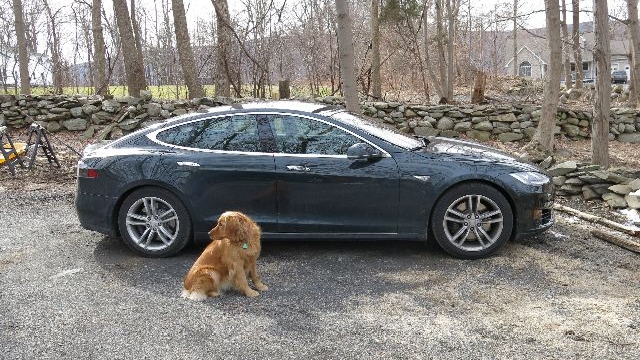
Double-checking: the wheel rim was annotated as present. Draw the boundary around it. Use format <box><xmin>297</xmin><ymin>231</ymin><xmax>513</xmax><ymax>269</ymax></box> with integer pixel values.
<box><xmin>125</xmin><ymin>196</ymin><xmax>180</xmax><ymax>251</ymax></box>
<box><xmin>442</xmin><ymin>194</ymin><xmax>504</xmax><ymax>252</ymax></box>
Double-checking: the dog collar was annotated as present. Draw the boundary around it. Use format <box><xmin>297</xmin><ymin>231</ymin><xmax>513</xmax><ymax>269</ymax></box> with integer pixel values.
<box><xmin>242</xmin><ymin>243</ymin><xmax>248</xmax><ymax>249</ymax></box>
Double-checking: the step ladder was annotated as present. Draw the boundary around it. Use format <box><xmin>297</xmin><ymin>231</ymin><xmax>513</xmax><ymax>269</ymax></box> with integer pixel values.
<box><xmin>25</xmin><ymin>123</ymin><xmax>61</xmax><ymax>169</ymax></box>
<box><xmin>0</xmin><ymin>126</ymin><xmax>26</xmax><ymax>175</ymax></box>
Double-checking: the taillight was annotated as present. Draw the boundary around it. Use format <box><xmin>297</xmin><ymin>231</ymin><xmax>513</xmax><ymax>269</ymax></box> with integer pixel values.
<box><xmin>77</xmin><ymin>160</ymin><xmax>98</xmax><ymax>178</ymax></box>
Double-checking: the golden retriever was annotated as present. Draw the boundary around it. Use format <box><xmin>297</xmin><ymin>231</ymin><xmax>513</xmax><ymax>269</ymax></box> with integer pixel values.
<box><xmin>181</xmin><ymin>211</ymin><xmax>268</xmax><ymax>301</ymax></box>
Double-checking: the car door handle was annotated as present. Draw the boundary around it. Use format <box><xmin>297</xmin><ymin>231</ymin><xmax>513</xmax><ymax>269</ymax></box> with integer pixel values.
<box><xmin>286</xmin><ymin>165</ymin><xmax>310</xmax><ymax>172</ymax></box>
<box><xmin>177</xmin><ymin>161</ymin><xmax>200</xmax><ymax>167</ymax></box>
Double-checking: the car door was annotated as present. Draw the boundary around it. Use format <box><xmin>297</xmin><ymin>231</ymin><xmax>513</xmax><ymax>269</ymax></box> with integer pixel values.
<box><xmin>152</xmin><ymin>114</ymin><xmax>277</xmax><ymax>235</ymax></box>
<box><xmin>267</xmin><ymin>113</ymin><xmax>399</xmax><ymax>234</ymax></box>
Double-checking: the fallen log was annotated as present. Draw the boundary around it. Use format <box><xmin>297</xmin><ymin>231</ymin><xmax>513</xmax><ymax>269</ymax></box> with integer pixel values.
<box><xmin>553</xmin><ymin>203</ymin><xmax>640</xmax><ymax>237</ymax></box>
<box><xmin>591</xmin><ymin>229</ymin><xmax>640</xmax><ymax>253</ymax></box>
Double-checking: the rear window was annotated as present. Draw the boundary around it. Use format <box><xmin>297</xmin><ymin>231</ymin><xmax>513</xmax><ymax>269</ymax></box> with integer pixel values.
<box><xmin>155</xmin><ymin>115</ymin><xmax>260</xmax><ymax>152</ymax></box>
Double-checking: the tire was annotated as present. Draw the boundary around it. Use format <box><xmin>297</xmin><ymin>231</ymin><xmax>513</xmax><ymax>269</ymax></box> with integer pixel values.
<box><xmin>117</xmin><ymin>187</ymin><xmax>192</xmax><ymax>257</ymax></box>
<box><xmin>431</xmin><ymin>182</ymin><xmax>513</xmax><ymax>259</ymax></box>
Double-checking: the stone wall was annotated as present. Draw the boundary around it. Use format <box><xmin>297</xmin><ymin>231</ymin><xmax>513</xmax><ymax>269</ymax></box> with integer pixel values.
<box><xmin>358</xmin><ymin>100</ymin><xmax>640</xmax><ymax>144</ymax></box>
<box><xmin>2</xmin><ymin>94</ymin><xmax>640</xmax><ymax>144</ymax></box>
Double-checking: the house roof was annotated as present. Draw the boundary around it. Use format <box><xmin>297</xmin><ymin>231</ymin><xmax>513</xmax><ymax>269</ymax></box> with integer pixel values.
<box><xmin>504</xmin><ymin>45</ymin><xmax>548</xmax><ymax>68</ymax></box>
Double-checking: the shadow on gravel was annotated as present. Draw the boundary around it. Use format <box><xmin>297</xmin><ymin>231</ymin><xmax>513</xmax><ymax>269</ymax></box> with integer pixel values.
<box><xmin>91</xmin><ymin>236</ymin><xmax>463</xmax><ymax>304</ymax></box>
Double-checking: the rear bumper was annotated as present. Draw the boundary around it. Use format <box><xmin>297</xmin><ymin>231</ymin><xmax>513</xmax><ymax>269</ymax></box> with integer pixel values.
<box><xmin>75</xmin><ymin>191</ymin><xmax>119</xmax><ymax>237</ymax></box>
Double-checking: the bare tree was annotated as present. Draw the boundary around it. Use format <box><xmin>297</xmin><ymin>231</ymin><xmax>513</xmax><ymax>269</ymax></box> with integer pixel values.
<box><xmin>371</xmin><ymin>0</ymin><xmax>381</xmax><ymax>98</ymax></box>
<box><xmin>560</xmin><ymin>0</ymin><xmax>572</xmax><ymax>89</ymax></box>
<box><xmin>444</xmin><ymin>0</ymin><xmax>459</xmax><ymax>101</ymax></box>
<box><xmin>211</xmin><ymin>0</ymin><xmax>233</xmax><ymax>97</ymax></box>
<box><xmin>92</xmin><ymin>0</ymin><xmax>107</xmax><ymax>95</ymax></box>
<box><xmin>130</xmin><ymin>0</ymin><xmax>145</xmax><ymax>82</ymax></box>
<box><xmin>113</xmin><ymin>0</ymin><xmax>147</xmax><ymax>96</ymax></box>
<box><xmin>524</xmin><ymin>0</ymin><xmax>562</xmax><ymax>154</ymax></box>
<box><xmin>592</xmin><ymin>0</ymin><xmax>611</xmax><ymax>167</ymax></box>
<box><xmin>42</xmin><ymin>0</ymin><xmax>63</xmax><ymax>94</ymax></box>
<box><xmin>12</xmin><ymin>0</ymin><xmax>30</xmax><ymax>94</ymax></box>
<box><xmin>172</xmin><ymin>0</ymin><xmax>205</xmax><ymax>98</ymax></box>
<box><xmin>512</xmin><ymin>0</ymin><xmax>518</xmax><ymax>77</ymax></box>
<box><xmin>334</xmin><ymin>0</ymin><xmax>359</xmax><ymax>113</ymax></box>
<box><xmin>571</xmin><ymin>0</ymin><xmax>583</xmax><ymax>88</ymax></box>
<box><xmin>435</xmin><ymin>0</ymin><xmax>447</xmax><ymax>101</ymax></box>
<box><xmin>627</xmin><ymin>0</ymin><xmax>640</xmax><ymax>107</ymax></box>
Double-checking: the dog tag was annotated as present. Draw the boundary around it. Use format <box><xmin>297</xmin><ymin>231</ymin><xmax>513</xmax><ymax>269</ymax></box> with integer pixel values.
<box><xmin>242</xmin><ymin>243</ymin><xmax>248</xmax><ymax>249</ymax></box>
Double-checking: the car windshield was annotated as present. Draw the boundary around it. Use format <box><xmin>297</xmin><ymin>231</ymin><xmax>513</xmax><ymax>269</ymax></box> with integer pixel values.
<box><xmin>330</xmin><ymin>111</ymin><xmax>422</xmax><ymax>149</ymax></box>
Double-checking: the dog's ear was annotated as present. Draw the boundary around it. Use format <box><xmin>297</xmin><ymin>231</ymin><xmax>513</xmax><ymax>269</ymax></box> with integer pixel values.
<box><xmin>226</xmin><ymin>215</ymin><xmax>246</xmax><ymax>245</ymax></box>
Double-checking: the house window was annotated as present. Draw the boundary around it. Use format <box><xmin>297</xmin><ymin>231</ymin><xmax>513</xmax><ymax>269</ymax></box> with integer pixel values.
<box><xmin>583</xmin><ymin>62</ymin><xmax>589</xmax><ymax>71</ymax></box>
<box><xmin>570</xmin><ymin>63</ymin><xmax>576</xmax><ymax>71</ymax></box>
<box><xmin>519</xmin><ymin>61</ymin><xmax>532</xmax><ymax>77</ymax></box>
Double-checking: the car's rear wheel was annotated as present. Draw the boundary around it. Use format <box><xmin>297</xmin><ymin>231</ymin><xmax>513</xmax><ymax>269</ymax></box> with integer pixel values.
<box><xmin>431</xmin><ymin>183</ymin><xmax>513</xmax><ymax>259</ymax></box>
<box><xmin>117</xmin><ymin>187</ymin><xmax>191</xmax><ymax>257</ymax></box>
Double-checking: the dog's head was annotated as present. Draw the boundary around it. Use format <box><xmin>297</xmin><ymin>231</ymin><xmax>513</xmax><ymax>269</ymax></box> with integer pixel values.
<box><xmin>208</xmin><ymin>211</ymin><xmax>260</xmax><ymax>246</ymax></box>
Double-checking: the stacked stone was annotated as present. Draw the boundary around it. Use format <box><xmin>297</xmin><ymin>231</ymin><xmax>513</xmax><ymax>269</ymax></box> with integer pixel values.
<box><xmin>3</xmin><ymin>94</ymin><xmax>640</xmax><ymax>144</ymax></box>
<box><xmin>0</xmin><ymin>92</ymin><xmax>228</xmax><ymax>141</ymax></box>
<box><xmin>548</xmin><ymin>160</ymin><xmax>640</xmax><ymax>210</ymax></box>
<box><xmin>355</xmin><ymin>99</ymin><xmax>640</xmax><ymax>144</ymax></box>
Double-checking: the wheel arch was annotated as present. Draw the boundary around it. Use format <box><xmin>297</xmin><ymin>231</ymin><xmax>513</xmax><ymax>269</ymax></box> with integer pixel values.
<box><xmin>427</xmin><ymin>178</ymin><xmax>518</xmax><ymax>241</ymax></box>
<box><xmin>112</xmin><ymin>181</ymin><xmax>196</xmax><ymax>239</ymax></box>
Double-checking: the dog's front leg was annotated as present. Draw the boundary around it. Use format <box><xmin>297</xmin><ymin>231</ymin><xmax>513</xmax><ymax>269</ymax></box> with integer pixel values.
<box><xmin>231</xmin><ymin>264</ymin><xmax>259</xmax><ymax>297</ymax></box>
<box><xmin>248</xmin><ymin>262</ymin><xmax>268</xmax><ymax>292</ymax></box>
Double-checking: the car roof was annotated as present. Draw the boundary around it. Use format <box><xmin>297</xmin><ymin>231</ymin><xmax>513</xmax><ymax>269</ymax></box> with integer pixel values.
<box><xmin>204</xmin><ymin>100</ymin><xmax>340</xmax><ymax>115</ymax></box>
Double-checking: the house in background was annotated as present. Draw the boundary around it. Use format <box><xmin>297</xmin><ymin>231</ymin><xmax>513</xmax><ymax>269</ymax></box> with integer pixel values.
<box><xmin>0</xmin><ymin>49</ymin><xmax>52</xmax><ymax>89</ymax></box>
<box><xmin>504</xmin><ymin>22</ymin><xmax>631</xmax><ymax>81</ymax></box>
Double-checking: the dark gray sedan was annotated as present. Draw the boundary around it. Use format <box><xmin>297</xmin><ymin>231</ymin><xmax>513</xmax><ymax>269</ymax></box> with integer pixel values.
<box><xmin>75</xmin><ymin>101</ymin><xmax>554</xmax><ymax>259</ymax></box>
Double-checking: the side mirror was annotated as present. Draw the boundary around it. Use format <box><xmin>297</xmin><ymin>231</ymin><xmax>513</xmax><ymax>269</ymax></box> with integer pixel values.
<box><xmin>347</xmin><ymin>142</ymin><xmax>382</xmax><ymax>161</ymax></box>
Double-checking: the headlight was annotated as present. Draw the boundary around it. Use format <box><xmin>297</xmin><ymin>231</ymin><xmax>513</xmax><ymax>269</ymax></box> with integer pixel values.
<box><xmin>510</xmin><ymin>172</ymin><xmax>550</xmax><ymax>185</ymax></box>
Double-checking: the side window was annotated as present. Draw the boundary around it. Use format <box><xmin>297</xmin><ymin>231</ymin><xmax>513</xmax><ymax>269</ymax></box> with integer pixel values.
<box><xmin>156</xmin><ymin>115</ymin><xmax>260</xmax><ymax>152</ymax></box>
<box><xmin>269</xmin><ymin>114</ymin><xmax>361</xmax><ymax>155</ymax></box>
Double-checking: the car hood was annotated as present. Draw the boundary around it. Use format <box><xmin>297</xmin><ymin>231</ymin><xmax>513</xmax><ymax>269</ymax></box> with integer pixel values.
<box><xmin>419</xmin><ymin>137</ymin><xmax>541</xmax><ymax>173</ymax></box>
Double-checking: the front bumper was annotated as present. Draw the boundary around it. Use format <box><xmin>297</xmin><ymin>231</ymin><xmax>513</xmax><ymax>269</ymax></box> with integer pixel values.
<box><xmin>514</xmin><ymin>182</ymin><xmax>555</xmax><ymax>239</ymax></box>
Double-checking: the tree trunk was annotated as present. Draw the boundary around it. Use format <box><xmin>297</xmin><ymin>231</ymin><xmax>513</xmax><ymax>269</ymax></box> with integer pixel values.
<box><xmin>561</xmin><ymin>0</ymin><xmax>572</xmax><ymax>89</ymax></box>
<box><xmin>172</xmin><ymin>0</ymin><xmax>205</xmax><ymax>98</ymax></box>
<box><xmin>12</xmin><ymin>0</ymin><xmax>30</xmax><ymax>94</ymax></box>
<box><xmin>371</xmin><ymin>0</ymin><xmax>381</xmax><ymax>99</ymax></box>
<box><xmin>334</xmin><ymin>0</ymin><xmax>360</xmax><ymax>113</ymax></box>
<box><xmin>627</xmin><ymin>0</ymin><xmax>640</xmax><ymax>108</ymax></box>
<box><xmin>423</xmin><ymin>0</ymin><xmax>439</xmax><ymax>101</ymax></box>
<box><xmin>435</xmin><ymin>0</ymin><xmax>447</xmax><ymax>101</ymax></box>
<box><xmin>43</xmin><ymin>1</ymin><xmax>63</xmax><ymax>94</ymax></box>
<box><xmin>571</xmin><ymin>0</ymin><xmax>583</xmax><ymax>88</ymax></box>
<box><xmin>130</xmin><ymin>0</ymin><xmax>147</xmax><ymax>90</ymax></box>
<box><xmin>512</xmin><ymin>0</ymin><xmax>518</xmax><ymax>77</ymax></box>
<box><xmin>592</xmin><ymin>0</ymin><xmax>611</xmax><ymax>168</ymax></box>
<box><xmin>470</xmin><ymin>70</ymin><xmax>486</xmax><ymax>104</ymax></box>
<box><xmin>279</xmin><ymin>79</ymin><xmax>290</xmax><ymax>99</ymax></box>
<box><xmin>421</xmin><ymin>2</ymin><xmax>432</xmax><ymax>103</ymax></box>
<box><xmin>113</xmin><ymin>0</ymin><xmax>147</xmax><ymax>97</ymax></box>
<box><xmin>92</xmin><ymin>0</ymin><xmax>107</xmax><ymax>95</ymax></box>
<box><xmin>211</xmin><ymin>0</ymin><xmax>233</xmax><ymax>97</ymax></box>
<box><xmin>445</xmin><ymin>0</ymin><xmax>458</xmax><ymax>101</ymax></box>
<box><xmin>524</xmin><ymin>0</ymin><xmax>562</xmax><ymax>154</ymax></box>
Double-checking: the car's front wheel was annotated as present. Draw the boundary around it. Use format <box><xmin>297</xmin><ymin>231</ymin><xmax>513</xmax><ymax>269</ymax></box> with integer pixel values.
<box><xmin>117</xmin><ymin>187</ymin><xmax>192</xmax><ymax>257</ymax></box>
<box><xmin>431</xmin><ymin>183</ymin><xmax>513</xmax><ymax>259</ymax></box>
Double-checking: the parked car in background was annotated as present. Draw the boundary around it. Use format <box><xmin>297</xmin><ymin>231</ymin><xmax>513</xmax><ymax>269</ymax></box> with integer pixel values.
<box><xmin>611</xmin><ymin>70</ymin><xmax>628</xmax><ymax>84</ymax></box>
<box><xmin>75</xmin><ymin>101</ymin><xmax>555</xmax><ymax>260</ymax></box>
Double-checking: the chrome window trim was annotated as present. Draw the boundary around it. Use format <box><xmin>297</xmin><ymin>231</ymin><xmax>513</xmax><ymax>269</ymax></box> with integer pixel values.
<box><xmin>148</xmin><ymin>111</ymin><xmax>391</xmax><ymax>158</ymax></box>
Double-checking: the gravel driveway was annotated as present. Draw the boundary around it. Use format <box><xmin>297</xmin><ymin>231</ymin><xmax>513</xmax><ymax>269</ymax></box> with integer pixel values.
<box><xmin>0</xmin><ymin>184</ymin><xmax>638</xmax><ymax>359</ymax></box>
